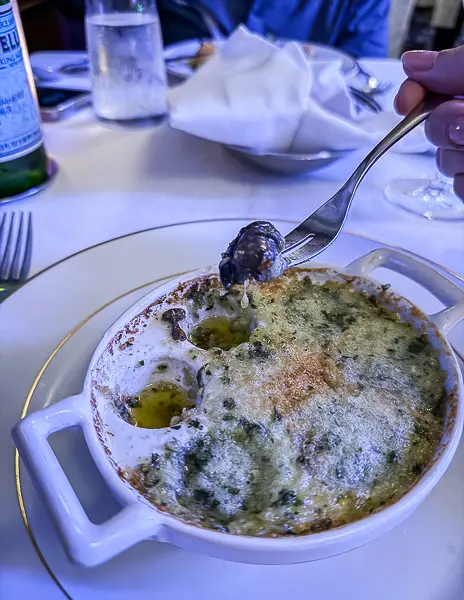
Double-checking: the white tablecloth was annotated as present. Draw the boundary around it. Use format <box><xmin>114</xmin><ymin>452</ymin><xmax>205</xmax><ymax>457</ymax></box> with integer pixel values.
<box><xmin>1</xmin><ymin>57</ymin><xmax>464</xmax><ymax>599</ymax></box>
<box><xmin>8</xmin><ymin>59</ymin><xmax>463</xmax><ymax>281</ymax></box>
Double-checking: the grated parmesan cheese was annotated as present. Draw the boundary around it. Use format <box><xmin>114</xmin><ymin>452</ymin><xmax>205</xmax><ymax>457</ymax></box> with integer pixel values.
<box><xmin>129</xmin><ymin>271</ymin><xmax>446</xmax><ymax>536</ymax></box>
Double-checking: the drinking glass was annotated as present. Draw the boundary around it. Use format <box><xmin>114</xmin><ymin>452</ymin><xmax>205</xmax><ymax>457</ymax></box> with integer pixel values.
<box><xmin>384</xmin><ymin>0</ymin><xmax>464</xmax><ymax>221</ymax></box>
<box><xmin>85</xmin><ymin>0</ymin><xmax>167</xmax><ymax>124</ymax></box>
<box><xmin>384</xmin><ymin>169</ymin><xmax>464</xmax><ymax>220</ymax></box>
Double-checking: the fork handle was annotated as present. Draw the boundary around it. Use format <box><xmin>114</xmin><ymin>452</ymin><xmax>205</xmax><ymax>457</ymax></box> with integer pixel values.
<box><xmin>282</xmin><ymin>93</ymin><xmax>452</xmax><ymax>260</ymax></box>
<box><xmin>350</xmin><ymin>93</ymin><xmax>452</xmax><ymax>188</ymax></box>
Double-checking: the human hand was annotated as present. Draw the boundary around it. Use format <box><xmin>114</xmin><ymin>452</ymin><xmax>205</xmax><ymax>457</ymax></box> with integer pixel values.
<box><xmin>395</xmin><ymin>47</ymin><xmax>464</xmax><ymax>201</ymax></box>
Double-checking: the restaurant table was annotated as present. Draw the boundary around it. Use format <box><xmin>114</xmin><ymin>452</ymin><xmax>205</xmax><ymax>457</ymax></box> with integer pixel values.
<box><xmin>1</xmin><ymin>58</ymin><xmax>463</xmax><ymax>599</ymax></box>
<box><xmin>5</xmin><ymin>59</ymin><xmax>464</xmax><ymax>279</ymax></box>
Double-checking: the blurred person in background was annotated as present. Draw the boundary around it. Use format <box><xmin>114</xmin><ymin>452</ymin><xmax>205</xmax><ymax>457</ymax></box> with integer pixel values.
<box><xmin>57</xmin><ymin>0</ymin><xmax>390</xmax><ymax>57</ymax></box>
<box><xmin>432</xmin><ymin>0</ymin><xmax>464</xmax><ymax>51</ymax></box>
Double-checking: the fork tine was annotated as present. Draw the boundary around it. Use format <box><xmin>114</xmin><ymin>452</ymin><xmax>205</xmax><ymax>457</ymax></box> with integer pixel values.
<box><xmin>369</xmin><ymin>81</ymin><xmax>391</xmax><ymax>96</ymax></box>
<box><xmin>0</xmin><ymin>213</ymin><xmax>15</xmax><ymax>280</ymax></box>
<box><xmin>377</xmin><ymin>81</ymin><xmax>392</xmax><ymax>93</ymax></box>
<box><xmin>349</xmin><ymin>88</ymin><xmax>366</xmax><ymax>115</ymax></box>
<box><xmin>349</xmin><ymin>87</ymin><xmax>382</xmax><ymax>114</ymax></box>
<box><xmin>19</xmin><ymin>212</ymin><xmax>33</xmax><ymax>281</ymax></box>
<box><xmin>0</xmin><ymin>212</ymin><xmax>7</xmax><ymax>279</ymax></box>
<box><xmin>0</xmin><ymin>212</ymin><xmax>7</xmax><ymax>247</ymax></box>
<box><xmin>282</xmin><ymin>231</ymin><xmax>315</xmax><ymax>256</ymax></box>
<box><xmin>350</xmin><ymin>87</ymin><xmax>378</xmax><ymax>111</ymax></box>
<box><xmin>10</xmin><ymin>212</ymin><xmax>25</xmax><ymax>280</ymax></box>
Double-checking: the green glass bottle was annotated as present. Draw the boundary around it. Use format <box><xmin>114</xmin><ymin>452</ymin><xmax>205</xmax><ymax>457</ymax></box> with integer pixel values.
<box><xmin>0</xmin><ymin>0</ymin><xmax>48</xmax><ymax>199</ymax></box>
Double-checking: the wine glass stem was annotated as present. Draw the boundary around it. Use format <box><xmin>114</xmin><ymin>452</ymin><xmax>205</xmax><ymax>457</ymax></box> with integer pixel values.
<box><xmin>425</xmin><ymin>175</ymin><xmax>451</xmax><ymax>199</ymax></box>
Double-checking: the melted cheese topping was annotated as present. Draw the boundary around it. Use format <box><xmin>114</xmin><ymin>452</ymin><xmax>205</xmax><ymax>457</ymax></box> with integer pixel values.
<box><xmin>130</xmin><ymin>272</ymin><xmax>446</xmax><ymax>536</ymax></box>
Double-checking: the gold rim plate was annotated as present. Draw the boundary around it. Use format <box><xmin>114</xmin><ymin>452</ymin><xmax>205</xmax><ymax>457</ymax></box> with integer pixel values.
<box><xmin>12</xmin><ymin>224</ymin><xmax>464</xmax><ymax>599</ymax></box>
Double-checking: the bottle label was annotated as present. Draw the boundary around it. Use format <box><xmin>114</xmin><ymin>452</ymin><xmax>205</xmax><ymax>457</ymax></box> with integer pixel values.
<box><xmin>0</xmin><ymin>2</ymin><xmax>43</xmax><ymax>163</ymax></box>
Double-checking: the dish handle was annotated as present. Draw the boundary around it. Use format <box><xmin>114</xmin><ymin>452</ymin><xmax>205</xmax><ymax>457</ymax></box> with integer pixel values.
<box><xmin>12</xmin><ymin>394</ymin><xmax>164</xmax><ymax>567</ymax></box>
<box><xmin>346</xmin><ymin>248</ymin><xmax>464</xmax><ymax>334</ymax></box>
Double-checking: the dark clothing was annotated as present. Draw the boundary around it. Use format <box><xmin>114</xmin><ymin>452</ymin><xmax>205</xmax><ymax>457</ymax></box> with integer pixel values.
<box><xmin>158</xmin><ymin>0</ymin><xmax>390</xmax><ymax>57</ymax></box>
<box><xmin>433</xmin><ymin>6</ymin><xmax>464</xmax><ymax>51</ymax></box>
<box><xmin>57</xmin><ymin>0</ymin><xmax>390</xmax><ymax>58</ymax></box>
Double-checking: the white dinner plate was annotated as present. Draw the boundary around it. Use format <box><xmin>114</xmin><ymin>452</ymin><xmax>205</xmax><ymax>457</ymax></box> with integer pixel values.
<box><xmin>164</xmin><ymin>38</ymin><xmax>357</xmax><ymax>80</ymax></box>
<box><xmin>1</xmin><ymin>220</ymin><xmax>463</xmax><ymax>600</ymax></box>
<box><xmin>30</xmin><ymin>51</ymin><xmax>90</xmax><ymax>91</ymax></box>
<box><xmin>31</xmin><ymin>40</ymin><xmax>356</xmax><ymax>91</ymax></box>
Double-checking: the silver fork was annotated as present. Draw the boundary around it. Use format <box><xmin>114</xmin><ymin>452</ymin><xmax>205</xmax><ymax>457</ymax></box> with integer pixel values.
<box><xmin>281</xmin><ymin>93</ymin><xmax>450</xmax><ymax>267</ymax></box>
<box><xmin>348</xmin><ymin>86</ymin><xmax>383</xmax><ymax>114</ymax></box>
<box><xmin>364</xmin><ymin>80</ymin><xmax>392</xmax><ymax>96</ymax></box>
<box><xmin>0</xmin><ymin>212</ymin><xmax>33</xmax><ymax>302</ymax></box>
<box><xmin>353</xmin><ymin>61</ymin><xmax>392</xmax><ymax>96</ymax></box>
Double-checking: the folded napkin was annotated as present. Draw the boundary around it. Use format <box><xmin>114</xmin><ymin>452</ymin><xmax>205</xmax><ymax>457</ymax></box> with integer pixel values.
<box><xmin>168</xmin><ymin>26</ymin><xmax>431</xmax><ymax>155</ymax></box>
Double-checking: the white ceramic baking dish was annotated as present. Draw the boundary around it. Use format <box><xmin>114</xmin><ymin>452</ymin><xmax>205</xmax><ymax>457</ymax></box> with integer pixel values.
<box><xmin>13</xmin><ymin>248</ymin><xmax>464</xmax><ymax>568</ymax></box>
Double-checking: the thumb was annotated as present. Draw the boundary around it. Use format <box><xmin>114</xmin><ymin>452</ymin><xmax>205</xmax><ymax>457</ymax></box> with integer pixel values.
<box><xmin>402</xmin><ymin>46</ymin><xmax>464</xmax><ymax>96</ymax></box>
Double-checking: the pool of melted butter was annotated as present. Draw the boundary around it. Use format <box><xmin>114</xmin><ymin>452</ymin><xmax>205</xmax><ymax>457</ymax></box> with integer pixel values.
<box><xmin>189</xmin><ymin>315</ymin><xmax>250</xmax><ymax>351</ymax></box>
<box><xmin>130</xmin><ymin>382</ymin><xmax>191</xmax><ymax>429</ymax></box>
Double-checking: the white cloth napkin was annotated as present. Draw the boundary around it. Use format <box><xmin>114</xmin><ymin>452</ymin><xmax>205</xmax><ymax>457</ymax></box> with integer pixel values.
<box><xmin>168</xmin><ymin>27</ymin><xmax>431</xmax><ymax>155</ymax></box>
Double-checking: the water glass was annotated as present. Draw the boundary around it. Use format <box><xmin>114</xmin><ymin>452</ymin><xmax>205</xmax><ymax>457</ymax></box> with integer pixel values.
<box><xmin>85</xmin><ymin>0</ymin><xmax>167</xmax><ymax>124</ymax></box>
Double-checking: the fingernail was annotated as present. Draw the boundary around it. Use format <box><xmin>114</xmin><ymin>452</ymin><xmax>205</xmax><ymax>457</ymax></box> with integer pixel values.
<box><xmin>449</xmin><ymin>116</ymin><xmax>464</xmax><ymax>145</ymax></box>
<box><xmin>402</xmin><ymin>51</ymin><xmax>437</xmax><ymax>72</ymax></box>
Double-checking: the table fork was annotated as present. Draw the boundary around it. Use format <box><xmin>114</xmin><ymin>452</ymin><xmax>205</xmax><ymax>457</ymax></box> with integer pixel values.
<box><xmin>353</xmin><ymin>61</ymin><xmax>392</xmax><ymax>96</ymax></box>
<box><xmin>348</xmin><ymin>86</ymin><xmax>383</xmax><ymax>114</ymax></box>
<box><xmin>32</xmin><ymin>61</ymin><xmax>89</xmax><ymax>84</ymax></box>
<box><xmin>281</xmin><ymin>93</ymin><xmax>450</xmax><ymax>267</ymax></box>
<box><xmin>0</xmin><ymin>212</ymin><xmax>33</xmax><ymax>303</ymax></box>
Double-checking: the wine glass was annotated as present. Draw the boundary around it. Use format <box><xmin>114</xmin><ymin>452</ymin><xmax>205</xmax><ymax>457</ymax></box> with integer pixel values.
<box><xmin>384</xmin><ymin>0</ymin><xmax>464</xmax><ymax>221</ymax></box>
<box><xmin>384</xmin><ymin>169</ymin><xmax>464</xmax><ymax>220</ymax></box>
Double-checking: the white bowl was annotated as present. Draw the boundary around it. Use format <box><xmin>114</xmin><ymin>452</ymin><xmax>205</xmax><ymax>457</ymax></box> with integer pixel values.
<box><xmin>13</xmin><ymin>248</ymin><xmax>464</xmax><ymax>567</ymax></box>
<box><xmin>225</xmin><ymin>146</ymin><xmax>350</xmax><ymax>175</ymax></box>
